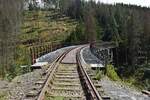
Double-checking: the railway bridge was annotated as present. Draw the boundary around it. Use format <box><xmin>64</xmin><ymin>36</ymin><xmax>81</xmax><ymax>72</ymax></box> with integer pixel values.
<box><xmin>24</xmin><ymin>43</ymin><xmax>116</xmax><ymax>100</ymax></box>
<box><xmin>9</xmin><ymin>42</ymin><xmax>148</xmax><ymax>100</ymax></box>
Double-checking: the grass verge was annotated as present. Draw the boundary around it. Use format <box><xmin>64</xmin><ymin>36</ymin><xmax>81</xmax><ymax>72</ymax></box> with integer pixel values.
<box><xmin>106</xmin><ymin>64</ymin><xmax>121</xmax><ymax>81</ymax></box>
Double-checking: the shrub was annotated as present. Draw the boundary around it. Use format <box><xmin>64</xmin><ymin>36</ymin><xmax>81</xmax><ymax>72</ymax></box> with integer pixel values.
<box><xmin>106</xmin><ymin>65</ymin><xmax>120</xmax><ymax>81</ymax></box>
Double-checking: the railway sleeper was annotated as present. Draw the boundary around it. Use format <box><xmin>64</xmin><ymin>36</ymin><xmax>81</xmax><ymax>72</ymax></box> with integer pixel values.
<box><xmin>51</xmin><ymin>87</ymin><xmax>82</xmax><ymax>91</ymax></box>
<box><xmin>49</xmin><ymin>89</ymin><xmax>83</xmax><ymax>97</ymax></box>
<box><xmin>52</xmin><ymin>86</ymin><xmax>82</xmax><ymax>91</ymax></box>
<box><xmin>53</xmin><ymin>81</ymin><xmax>80</xmax><ymax>85</ymax></box>
<box><xmin>56</xmin><ymin>72</ymin><xmax>78</xmax><ymax>76</ymax></box>
<box><xmin>57</xmin><ymin>70</ymin><xmax>77</xmax><ymax>73</ymax></box>
<box><xmin>102</xmin><ymin>95</ymin><xmax>111</xmax><ymax>100</ymax></box>
<box><xmin>54</xmin><ymin>78</ymin><xmax>80</xmax><ymax>82</ymax></box>
<box><xmin>35</xmin><ymin>80</ymin><xmax>45</xmax><ymax>85</ymax></box>
<box><xmin>31</xmin><ymin>86</ymin><xmax>42</xmax><ymax>90</ymax></box>
<box><xmin>54</xmin><ymin>75</ymin><xmax>79</xmax><ymax>79</ymax></box>
<box><xmin>52</xmin><ymin>82</ymin><xmax>81</xmax><ymax>86</ymax></box>
<box><xmin>58</xmin><ymin>67</ymin><xmax>77</xmax><ymax>69</ymax></box>
<box><xmin>94</xmin><ymin>84</ymin><xmax>102</xmax><ymax>88</ymax></box>
<box><xmin>58</xmin><ymin>68</ymin><xmax>77</xmax><ymax>70</ymax></box>
<box><xmin>51</xmin><ymin>85</ymin><xmax>82</xmax><ymax>89</ymax></box>
<box><xmin>26</xmin><ymin>90</ymin><xmax>39</xmax><ymax>98</ymax></box>
<box><xmin>60</xmin><ymin>66</ymin><xmax>76</xmax><ymax>69</ymax></box>
<box><xmin>47</xmin><ymin>95</ymin><xmax>85</xmax><ymax>100</ymax></box>
<box><xmin>97</xmin><ymin>87</ymin><xmax>104</xmax><ymax>92</ymax></box>
<box><xmin>98</xmin><ymin>90</ymin><xmax>111</xmax><ymax>100</ymax></box>
<box><xmin>55</xmin><ymin>74</ymin><xmax>79</xmax><ymax>77</ymax></box>
<box><xmin>142</xmin><ymin>90</ymin><xmax>150</xmax><ymax>96</ymax></box>
<box><xmin>24</xmin><ymin>98</ymin><xmax>36</xmax><ymax>100</ymax></box>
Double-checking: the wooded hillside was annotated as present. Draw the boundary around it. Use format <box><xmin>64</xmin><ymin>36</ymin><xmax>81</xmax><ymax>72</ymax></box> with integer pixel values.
<box><xmin>0</xmin><ymin>0</ymin><xmax>150</xmax><ymax>90</ymax></box>
<box><xmin>58</xmin><ymin>0</ymin><xmax>150</xmax><ymax>89</ymax></box>
<box><xmin>0</xmin><ymin>0</ymin><xmax>77</xmax><ymax>79</ymax></box>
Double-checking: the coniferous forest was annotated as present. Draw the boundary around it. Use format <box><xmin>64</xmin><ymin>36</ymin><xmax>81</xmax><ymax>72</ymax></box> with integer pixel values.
<box><xmin>62</xmin><ymin>0</ymin><xmax>150</xmax><ymax>89</ymax></box>
<box><xmin>0</xmin><ymin>0</ymin><xmax>150</xmax><ymax>91</ymax></box>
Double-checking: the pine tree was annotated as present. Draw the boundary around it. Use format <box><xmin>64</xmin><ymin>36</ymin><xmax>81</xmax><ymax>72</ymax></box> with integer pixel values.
<box><xmin>84</xmin><ymin>3</ymin><xmax>97</xmax><ymax>43</ymax></box>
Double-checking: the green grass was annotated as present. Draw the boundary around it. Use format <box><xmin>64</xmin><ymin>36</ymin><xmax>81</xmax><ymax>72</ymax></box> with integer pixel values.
<box><xmin>106</xmin><ymin>65</ymin><xmax>145</xmax><ymax>90</ymax></box>
<box><xmin>106</xmin><ymin>65</ymin><xmax>121</xmax><ymax>81</ymax></box>
<box><xmin>115</xmin><ymin>64</ymin><xmax>150</xmax><ymax>90</ymax></box>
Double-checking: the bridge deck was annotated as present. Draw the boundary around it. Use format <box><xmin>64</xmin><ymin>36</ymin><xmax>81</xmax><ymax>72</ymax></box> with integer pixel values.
<box><xmin>61</xmin><ymin>47</ymin><xmax>81</xmax><ymax>64</ymax></box>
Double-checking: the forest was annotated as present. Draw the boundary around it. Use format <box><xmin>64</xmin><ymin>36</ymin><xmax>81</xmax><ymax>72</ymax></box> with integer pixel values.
<box><xmin>59</xmin><ymin>0</ymin><xmax>150</xmax><ymax>89</ymax></box>
<box><xmin>0</xmin><ymin>0</ymin><xmax>150</xmax><ymax>90</ymax></box>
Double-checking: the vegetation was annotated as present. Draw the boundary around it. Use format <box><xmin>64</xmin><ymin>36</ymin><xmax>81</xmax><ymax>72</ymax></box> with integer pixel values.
<box><xmin>0</xmin><ymin>0</ymin><xmax>77</xmax><ymax>79</ymax></box>
<box><xmin>15</xmin><ymin>10</ymin><xmax>76</xmax><ymax>79</ymax></box>
<box><xmin>106</xmin><ymin>65</ymin><xmax>120</xmax><ymax>81</ymax></box>
<box><xmin>21</xmin><ymin>10</ymin><xmax>77</xmax><ymax>45</ymax></box>
<box><xmin>58</xmin><ymin>0</ymin><xmax>150</xmax><ymax>89</ymax></box>
<box><xmin>0</xmin><ymin>0</ymin><xmax>23</xmax><ymax>78</ymax></box>
<box><xmin>0</xmin><ymin>0</ymin><xmax>150</xmax><ymax>90</ymax></box>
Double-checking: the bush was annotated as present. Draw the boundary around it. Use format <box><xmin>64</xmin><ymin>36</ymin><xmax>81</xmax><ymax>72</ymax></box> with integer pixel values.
<box><xmin>106</xmin><ymin>65</ymin><xmax>120</xmax><ymax>81</ymax></box>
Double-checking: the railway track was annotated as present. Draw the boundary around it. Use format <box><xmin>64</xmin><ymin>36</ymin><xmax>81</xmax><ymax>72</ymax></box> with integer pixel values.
<box><xmin>78</xmin><ymin>47</ymin><xmax>111</xmax><ymax>100</ymax></box>
<box><xmin>77</xmin><ymin>47</ymin><xmax>110</xmax><ymax>100</ymax></box>
<box><xmin>46</xmin><ymin>63</ymin><xmax>86</xmax><ymax>99</ymax></box>
<box><xmin>24</xmin><ymin>46</ymin><xmax>107</xmax><ymax>100</ymax></box>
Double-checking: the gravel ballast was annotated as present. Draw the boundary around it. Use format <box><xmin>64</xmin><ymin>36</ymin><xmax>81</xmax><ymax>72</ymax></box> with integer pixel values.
<box><xmin>100</xmin><ymin>77</ymin><xmax>150</xmax><ymax>100</ymax></box>
<box><xmin>0</xmin><ymin>46</ymin><xmax>76</xmax><ymax>100</ymax></box>
<box><xmin>81</xmin><ymin>46</ymin><xmax>150</xmax><ymax>100</ymax></box>
<box><xmin>7</xmin><ymin>69</ymin><xmax>43</xmax><ymax>100</ymax></box>
<box><xmin>82</xmin><ymin>46</ymin><xmax>103</xmax><ymax>64</ymax></box>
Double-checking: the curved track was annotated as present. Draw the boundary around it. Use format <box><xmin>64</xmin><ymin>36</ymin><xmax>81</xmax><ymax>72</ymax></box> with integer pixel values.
<box><xmin>24</xmin><ymin>46</ymin><xmax>105</xmax><ymax>100</ymax></box>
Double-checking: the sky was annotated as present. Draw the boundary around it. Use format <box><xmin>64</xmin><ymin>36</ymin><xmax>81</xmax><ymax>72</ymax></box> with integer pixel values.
<box><xmin>95</xmin><ymin>0</ymin><xmax>150</xmax><ymax>7</ymax></box>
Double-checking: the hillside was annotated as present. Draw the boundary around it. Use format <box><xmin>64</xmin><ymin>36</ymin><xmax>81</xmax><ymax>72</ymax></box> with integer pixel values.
<box><xmin>20</xmin><ymin>10</ymin><xmax>77</xmax><ymax>45</ymax></box>
<box><xmin>0</xmin><ymin>0</ymin><xmax>150</xmax><ymax>99</ymax></box>
<box><xmin>0</xmin><ymin>9</ymin><xmax>78</xmax><ymax>99</ymax></box>
<box><xmin>2</xmin><ymin>10</ymin><xmax>78</xmax><ymax>80</ymax></box>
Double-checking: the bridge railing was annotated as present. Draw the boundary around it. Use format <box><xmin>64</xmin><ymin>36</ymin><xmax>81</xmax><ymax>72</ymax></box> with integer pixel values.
<box><xmin>28</xmin><ymin>41</ymin><xmax>63</xmax><ymax>64</ymax></box>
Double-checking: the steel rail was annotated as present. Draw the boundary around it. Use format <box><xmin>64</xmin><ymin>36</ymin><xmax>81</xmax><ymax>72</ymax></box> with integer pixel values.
<box><xmin>142</xmin><ymin>90</ymin><xmax>150</xmax><ymax>97</ymax></box>
<box><xmin>76</xmin><ymin>47</ymin><xmax>103</xmax><ymax>100</ymax></box>
<box><xmin>37</xmin><ymin>47</ymin><xmax>76</xmax><ymax>100</ymax></box>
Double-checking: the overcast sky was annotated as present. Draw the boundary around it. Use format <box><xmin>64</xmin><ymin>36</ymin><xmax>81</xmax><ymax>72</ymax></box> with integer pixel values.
<box><xmin>95</xmin><ymin>0</ymin><xmax>150</xmax><ymax>7</ymax></box>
